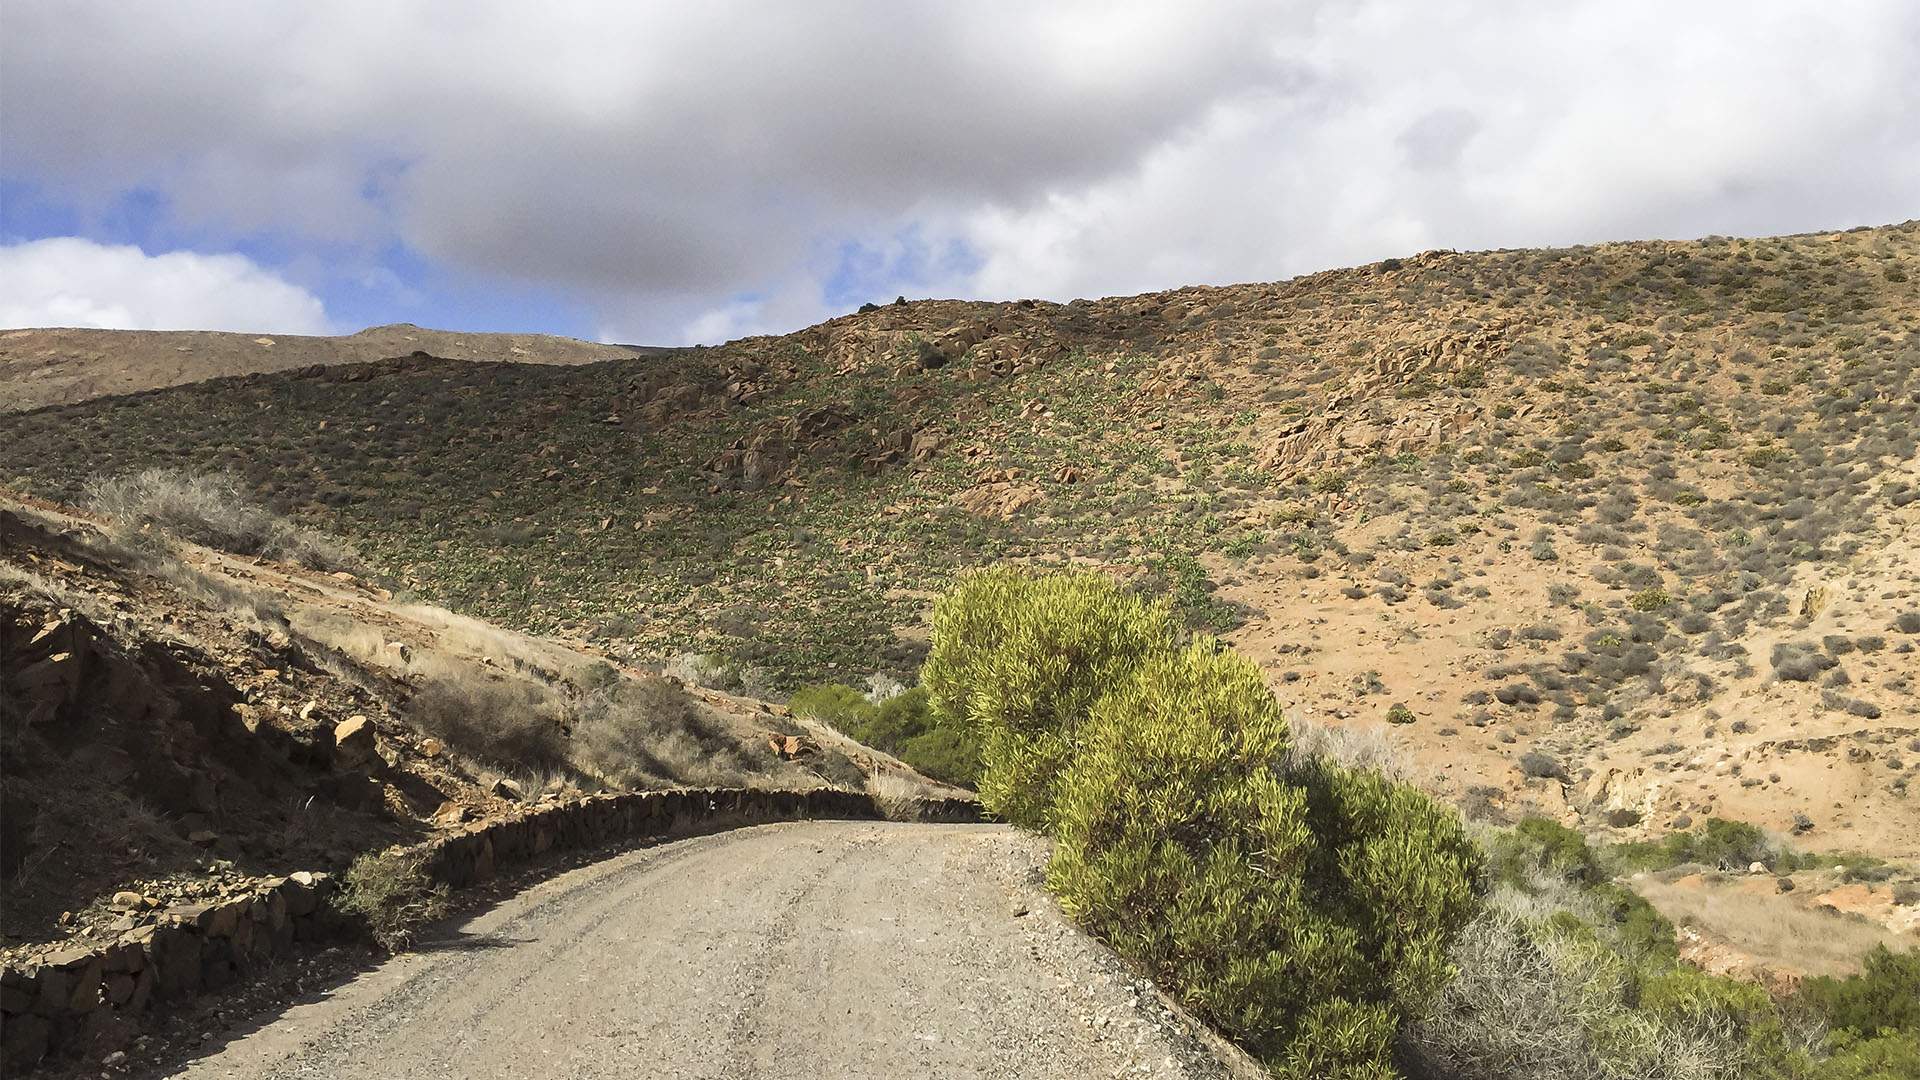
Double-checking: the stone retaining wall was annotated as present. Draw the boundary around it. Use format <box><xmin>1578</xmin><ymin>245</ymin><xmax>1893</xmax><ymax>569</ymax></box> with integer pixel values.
<box><xmin>1</xmin><ymin>786</ymin><xmax>980</xmax><ymax>1070</ymax></box>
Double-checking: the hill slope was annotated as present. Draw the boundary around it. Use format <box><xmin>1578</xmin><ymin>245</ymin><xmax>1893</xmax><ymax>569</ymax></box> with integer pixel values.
<box><xmin>0</xmin><ymin>491</ymin><xmax>931</xmax><ymax>965</ymax></box>
<box><xmin>3</xmin><ymin>222</ymin><xmax>1918</xmax><ymax>856</ymax></box>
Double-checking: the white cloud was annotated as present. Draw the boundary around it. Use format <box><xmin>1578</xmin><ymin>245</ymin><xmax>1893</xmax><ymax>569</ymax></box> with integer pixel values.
<box><xmin>0</xmin><ymin>238</ymin><xmax>333</xmax><ymax>334</ymax></box>
<box><xmin>4</xmin><ymin>1</ymin><xmax>1917</xmax><ymax>343</ymax></box>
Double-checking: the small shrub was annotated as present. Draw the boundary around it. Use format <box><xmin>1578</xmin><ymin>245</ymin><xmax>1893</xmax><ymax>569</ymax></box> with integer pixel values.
<box><xmin>1386</xmin><ymin>703</ymin><xmax>1416</xmax><ymax>725</ymax></box>
<box><xmin>792</xmin><ymin>684</ymin><xmax>980</xmax><ymax>787</ymax></box>
<box><xmin>663</xmin><ymin>651</ymin><xmax>742</xmax><ymax>691</ymax></box>
<box><xmin>569</xmin><ymin>676</ymin><xmax>726</xmax><ymax>787</ymax></box>
<box><xmin>1310</xmin><ymin>470</ymin><xmax>1350</xmax><ymax>495</ymax></box>
<box><xmin>1773</xmin><ymin>642</ymin><xmax>1839</xmax><ymax>682</ymax></box>
<box><xmin>407</xmin><ymin>678</ymin><xmax>568</xmax><ymax>773</ymax></box>
<box><xmin>1629</xmin><ymin>587</ymin><xmax>1672</xmax><ymax>612</ymax></box>
<box><xmin>1617</xmin><ymin>817</ymin><xmax>1778</xmax><ymax>873</ymax></box>
<box><xmin>1688</xmin><ymin>817</ymin><xmax>1773</xmax><ymax>870</ymax></box>
<box><xmin>1821</xmin><ymin>690</ymin><xmax>1883</xmax><ymax>720</ymax></box>
<box><xmin>1517</xmin><ymin>751</ymin><xmax>1565</xmax><ymax>780</ymax></box>
<box><xmin>336</xmin><ymin>847</ymin><xmax>450</xmax><ymax>951</ymax></box>
<box><xmin>1487</xmin><ymin>816</ymin><xmax>1601</xmax><ymax>888</ymax></box>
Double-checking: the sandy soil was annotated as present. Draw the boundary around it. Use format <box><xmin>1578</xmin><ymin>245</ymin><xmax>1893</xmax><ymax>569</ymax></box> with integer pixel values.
<box><xmin>165</xmin><ymin>821</ymin><xmax>1258</xmax><ymax>1080</ymax></box>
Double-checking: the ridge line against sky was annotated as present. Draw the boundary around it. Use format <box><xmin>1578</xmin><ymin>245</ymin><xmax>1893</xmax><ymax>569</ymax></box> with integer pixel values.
<box><xmin>3</xmin><ymin>1</ymin><xmax>1917</xmax><ymax>345</ymax></box>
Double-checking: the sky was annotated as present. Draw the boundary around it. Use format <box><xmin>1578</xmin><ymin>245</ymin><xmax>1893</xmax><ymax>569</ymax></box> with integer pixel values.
<box><xmin>2</xmin><ymin>2</ymin><xmax>1917</xmax><ymax>346</ymax></box>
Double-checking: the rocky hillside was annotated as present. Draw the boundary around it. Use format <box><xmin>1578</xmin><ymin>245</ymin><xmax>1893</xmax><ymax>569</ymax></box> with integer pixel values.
<box><xmin>3</xmin><ymin>222</ymin><xmax>1918</xmax><ymax>858</ymax></box>
<box><xmin>0</xmin><ymin>492</ymin><xmax>930</xmax><ymax>969</ymax></box>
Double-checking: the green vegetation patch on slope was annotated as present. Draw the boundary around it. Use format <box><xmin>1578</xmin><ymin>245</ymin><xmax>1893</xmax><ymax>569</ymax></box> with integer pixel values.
<box><xmin>787</xmin><ymin>683</ymin><xmax>980</xmax><ymax>787</ymax></box>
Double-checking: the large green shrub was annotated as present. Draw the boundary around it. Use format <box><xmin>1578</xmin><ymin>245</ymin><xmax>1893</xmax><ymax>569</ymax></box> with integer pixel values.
<box><xmin>1802</xmin><ymin>946</ymin><xmax>1920</xmax><ymax>1039</ymax></box>
<box><xmin>922</xmin><ymin>566</ymin><xmax>1173</xmax><ymax>828</ymax></box>
<box><xmin>1285</xmin><ymin>760</ymin><xmax>1484</xmax><ymax>1020</ymax></box>
<box><xmin>925</xmin><ymin>566</ymin><xmax>1487</xmax><ymax>1075</ymax></box>
<box><xmin>1047</xmin><ymin>639</ymin><xmax>1479</xmax><ymax>1078</ymax></box>
<box><xmin>1813</xmin><ymin>1030</ymin><xmax>1920</xmax><ymax>1080</ymax></box>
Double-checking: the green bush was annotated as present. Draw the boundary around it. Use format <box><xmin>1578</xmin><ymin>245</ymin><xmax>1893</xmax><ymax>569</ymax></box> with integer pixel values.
<box><xmin>790</xmin><ymin>684</ymin><xmax>980</xmax><ymax>787</ymax></box>
<box><xmin>788</xmin><ymin>683</ymin><xmax>870</xmax><ymax>729</ymax></box>
<box><xmin>1609</xmin><ymin>816</ymin><xmax>1777</xmax><ymax>872</ymax></box>
<box><xmin>1593</xmin><ymin>882</ymin><xmax>1680</xmax><ymax>969</ymax></box>
<box><xmin>1046</xmin><ymin>639</ymin><xmax>1480</xmax><ymax>1078</ymax></box>
<box><xmin>1813</xmin><ymin>1030</ymin><xmax>1920</xmax><ymax>1080</ymax></box>
<box><xmin>1633</xmin><ymin>966</ymin><xmax>1809</xmax><ymax>1075</ymax></box>
<box><xmin>922</xmin><ymin>566</ymin><xmax>1173</xmax><ymax>828</ymax></box>
<box><xmin>1802</xmin><ymin>946</ymin><xmax>1920</xmax><ymax>1039</ymax></box>
<box><xmin>1487</xmin><ymin>816</ymin><xmax>1602</xmax><ymax>889</ymax></box>
<box><xmin>1629</xmin><ymin>586</ymin><xmax>1672</xmax><ymax>611</ymax></box>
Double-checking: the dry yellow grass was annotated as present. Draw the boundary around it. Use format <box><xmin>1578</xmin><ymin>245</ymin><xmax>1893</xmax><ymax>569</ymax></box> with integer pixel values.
<box><xmin>1630</xmin><ymin>874</ymin><xmax>1913</xmax><ymax>978</ymax></box>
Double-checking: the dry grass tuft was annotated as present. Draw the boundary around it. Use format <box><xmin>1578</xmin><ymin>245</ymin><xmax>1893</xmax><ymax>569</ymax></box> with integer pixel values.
<box><xmin>1283</xmin><ymin>715</ymin><xmax>1416</xmax><ymax>783</ymax></box>
<box><xmin>335</xmin><ymin>846</ymin><xmax>450</xmax><ymax>952</ymax></box>
<box><xmin>84</xmin><ymin>467</ymin><xmax>359</xmax><ymax>571</ymax></box>
<box><xmin>1630</xmin><ymin>876</ymin><xmax>1912</xmax><ymax>978</ymax></box>
<box><xmin>865</xmin><ymin>770</ymin><xmax>950</xmax><ymax>821</ymax></box>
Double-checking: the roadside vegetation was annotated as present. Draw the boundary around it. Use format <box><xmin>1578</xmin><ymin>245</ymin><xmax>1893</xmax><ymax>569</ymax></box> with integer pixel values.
<box><xmin>335</xmin><ymin>846</ymin><xmax>450</xmax><ymax>952</ymax></box>
<box><xmin>921</xmin><ymin>565</ymin><xmax>1920</xmax><ymax>1079</ymax></box>
<box><xmin>787</xmin><ymin>683</ymin><xmax>980</xmax><ymax>786</ymax></box>
<box><xmin>923</xmin><ymin>566</ymin><xmax>1477</xmax><ymax>1078</ymax></box>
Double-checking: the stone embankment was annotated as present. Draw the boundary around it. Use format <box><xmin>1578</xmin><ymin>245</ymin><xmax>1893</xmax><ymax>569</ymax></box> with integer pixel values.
<box><xmin>1</xmin><ymin>785</ymin><xmax>980</xmax><ymax>1070</ymax></box>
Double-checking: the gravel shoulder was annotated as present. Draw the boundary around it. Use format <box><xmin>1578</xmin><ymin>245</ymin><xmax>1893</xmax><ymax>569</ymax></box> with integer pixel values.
<box><xmin>168</xmin><ymin>821</ymin><xmax>1260</xmax><ymax>1080</ymax></box>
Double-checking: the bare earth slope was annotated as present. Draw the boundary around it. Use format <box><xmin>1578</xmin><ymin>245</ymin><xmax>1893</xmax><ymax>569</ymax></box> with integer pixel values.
<box><xmin>170</xmin><ymin>821</ymin><xmax>1253</xmax><ymax>1080</ymax></box>
<box><xmin>0</xmin><ymin>324</ymin><xmax>662</xmax><ymax>412</ymax></box>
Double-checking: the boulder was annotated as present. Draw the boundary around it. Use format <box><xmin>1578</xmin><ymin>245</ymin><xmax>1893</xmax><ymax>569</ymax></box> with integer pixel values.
<box><xmin>332</xmin><ymin>715</ymin><xmax>378</xmax><ymax>771</ymax></box>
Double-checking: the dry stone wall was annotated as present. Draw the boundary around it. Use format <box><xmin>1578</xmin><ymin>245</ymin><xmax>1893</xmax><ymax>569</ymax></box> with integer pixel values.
<box><xmin>1</xmin><ymin>786</ymin><xmax>980</xmax><ymax>1070</ymax></box>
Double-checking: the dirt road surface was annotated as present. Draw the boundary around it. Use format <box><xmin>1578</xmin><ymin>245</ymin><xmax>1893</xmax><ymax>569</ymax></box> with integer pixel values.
<box><xmin>171</xmin><ymin>821</ymin><xmax>1256</xmax><ymax>1080</ymax></box>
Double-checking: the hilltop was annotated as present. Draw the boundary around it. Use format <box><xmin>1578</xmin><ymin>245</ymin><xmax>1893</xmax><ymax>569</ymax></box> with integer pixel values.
<box><xmin>3</xmin><ymin>222</ymin><xmax>1918</xmax><ymax>862</ymax></box>
<box><xmin>0</xmin><ymin>324</ymin><xmax>655</xmax><ymax>413</ymax></box>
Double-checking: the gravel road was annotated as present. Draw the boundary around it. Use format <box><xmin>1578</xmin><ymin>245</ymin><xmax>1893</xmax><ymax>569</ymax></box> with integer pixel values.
<box><xmin>172</xmin><ymin>821</ymin><xmax>1258</xmax><ymax>1080</ymax></box>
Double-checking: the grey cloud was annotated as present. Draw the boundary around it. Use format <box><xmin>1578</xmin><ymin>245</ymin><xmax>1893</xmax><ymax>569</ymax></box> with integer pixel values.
<box><xmin>5</xmin><ymin>0</ymin><xmax>1917</xmax><ymax>344</ymax></box>
<box><xmin>1399</xmin><ymin>110</ymin><xmax>1480</xmax><ymax>172</ymax></box>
